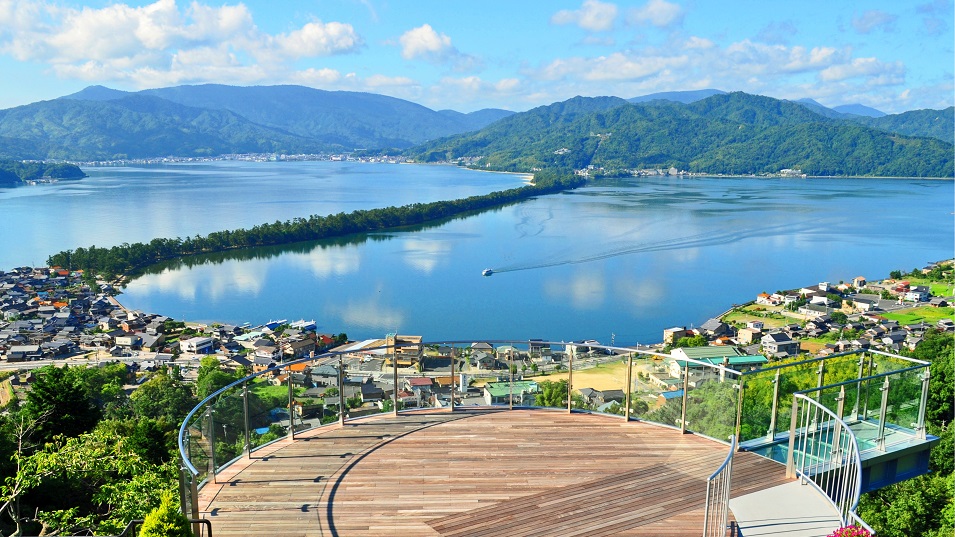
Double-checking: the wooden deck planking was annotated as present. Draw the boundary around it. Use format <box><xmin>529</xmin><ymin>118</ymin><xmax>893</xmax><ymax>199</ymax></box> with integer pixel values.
<box><xmin>199</xmin><ymin>409</ymin><xmax>790</xmax><ymax>536</ymax></box>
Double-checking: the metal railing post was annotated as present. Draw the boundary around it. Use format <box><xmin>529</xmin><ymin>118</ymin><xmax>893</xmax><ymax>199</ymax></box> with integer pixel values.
<box><xmin>832</xmin><ymin>386</ymin><xmax>846</xmax><ymax>455</ymax></box>
<box><xmin>734</xmin><ymin>377</ymin><xmax>744</xmax><ymax>441</ymax></box>
<box><xmin>876</xmin><ymin>377</ymin><xmax>890</xmax><ymax>451</ymax></box>
<box><xmin>915</xmin><ymin>369</ymin><xmax>930</xmax><ymax>440</ymax></box>
<box><xmin>339</xmin><ymin>355</ymin><xmax>346</xmax><ymax>426</ymax></box>
<box><xmin>189</xmin><ymin>472</ymin><xmax>200</xmax><ymax>536</ymax></box>
<box><xmin>205</xmin><ymin>406</ymin><xmax>217</xmax><ymax>484</ymax></box>
<box><xmin>242</xmin><ymin>382</ymin><xmax>251</xmax><ymax>457</ymax></box>
<box><xmin>288</xmin><ymin>364</ymin><xmax>295</xmax><ymax>440</ymax></box>
<box><xmin>624</xmin><ymin>354</ymin><xmax>633</xmax><ymax>422</ymax></box>
<box><xmin>450</xmin><ymin>345</ymin><xmax>456</xmax><ymax>411</ymax></box>
<box><xmin>567</xmin><ymin>350</ymin><xmax>573</xmax><ymax>413</ymax></box>
<box><xmin>785</xmin><ymin>396</ymin><xmax>800</xmax><ymax>479</ymax></box>
<box><xmin>849</xmin><ymin>355</ymin><xmax>865</xmax><ymax>421</ymax></box>
<box><xmin>767</xmin><ymin>370</ymin><xmax>781</xmax><ymax>441</ymax></box>
<box><xmin>508</xmin><ymin>349</ymin><xmax>514</xmax><ymax>410</ymax></box>
<box><xmin>680</xmin><ymin>365</ymin><xmax>689</xmax><ymax>433</ymax></box>
<box><xmin>861</xmin><ymin>353</ymin><xmax>874</xmax><ymax>418</ymax></box>
<box><xmin>392</xmin><ymin>350</ymin><xmax>399</xmax><ymax>416</ymax></box>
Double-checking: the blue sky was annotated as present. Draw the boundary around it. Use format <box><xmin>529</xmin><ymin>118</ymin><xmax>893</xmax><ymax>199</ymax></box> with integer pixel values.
<box><xmin>0</xmin><ymin>0</ymin><xmax>951</xmax><ymax>114</ymax></box>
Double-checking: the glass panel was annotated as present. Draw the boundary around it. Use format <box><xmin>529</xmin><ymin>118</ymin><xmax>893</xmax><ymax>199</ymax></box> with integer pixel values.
<box><xmin>630</xmin><ymin>353</ymin><xmax>667</xmax><ymax>420</ymax></box>
<box><xmin>631</xmin><ymin>352</ymin><xmax>680</xmax><ymax>425</ymax></box>
<box><xmin>738</xmin><ymin>369</ymin><xmax>775</xmax><ymax>442</ymax></box>
<box><xmin>247</xmin><ymin>375</ymin><xmax>287</xmax><ymax>450</ymax></box>
<box><xmin>886</xmin><ymin>368</ymin><xmax>923</xmax><ymax>436</ymax></box>
<box><xmin>185</xmin><ymin>410</ymin><xmax>211</xmax><ymax>484</ymax></box>
<box><xmin>211</xmin><ymin>385</ymin><xmax>245</xmax><ymax>472</ymax></box>
<box><xmin>289</xmin><ymin>354</ymin><xmax>328</xmax><ymax>431</ymax></box>
<box><xmin>684</xmin><ymin>367</ymin><xmax>740</xmax><ymax>442</ymax></box>
<box><xmin>565</xmin><ymin>350</ymin><xmax>630</xmax><ymax>417</ymax></box>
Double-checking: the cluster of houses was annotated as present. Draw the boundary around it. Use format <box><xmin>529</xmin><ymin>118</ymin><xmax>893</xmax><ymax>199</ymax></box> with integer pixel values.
<box><xmin>0</xmin><ymin>266</ymin><xmax>112</xmax><ymax>363</ymax></box>
<box><xmin>664</xmin><ymin>276</ymin><xmax>953</xmax><ymax>363</ymax></box>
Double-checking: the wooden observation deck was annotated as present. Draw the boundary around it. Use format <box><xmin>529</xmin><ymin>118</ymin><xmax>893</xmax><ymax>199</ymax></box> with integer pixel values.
<box><xmin>198</xmin><ymin>409</ymin><xmax>791</xmax><ymax>537</ymax></box>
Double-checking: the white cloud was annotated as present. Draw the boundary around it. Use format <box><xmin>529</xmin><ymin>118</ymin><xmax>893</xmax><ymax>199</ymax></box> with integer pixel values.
<box><xmin>397</xmin><ymin>23</ymin><xmax>481</xmax><ymax>72</ymax></box>
<box><xmin>628</xmin><ymin>0</ymin><xmax>684</xmax><ymax>28</ymax></box>
<box><xmin>399</xmin><ymin>24</ymin><xmax>452</xmax><ymax>60</ymax></box>
<box><xmin>683</xmin><ymin>36</ymin><xmax>714</xmax><ymax>50</ymax></box>
<box><xmin>539</xmin><ymin>52</ymin><xmax>686</xmax><ymax>82</ymax></box>
<box><xmin>365</xmin><ymin>74</ymin><xmax>417</xmax><ymax>88</ymax></box>
<box><xmin>289</xmin><ymin>67</ymin><xmax>344</xmax><ymax>85</ymax></box>
<box><xmin>0</xmin><ymin>0</ymin><xmax>362</xmax><ymax>88</ymax></box>
<box><xmin>273</xmin><ymin>20</ymin><xmax>363</xmax><ymax>59</ymax></box>
<box><xmin>551</xmin><ymin>0</ymin><xmax>618</xmax><ymax>32</ymax></box>
<box><xmin>851</xmin><ymin>10</ymin><xmax>898</xmax><ymax>34</ymax></box>
<box><xmin>725</xmin><ymin>40</ymin><xmax>846</xmax><ymax>75</ymax></box>
<box><xmin>820</xmin><ymin>57</ymin><xmax>905</xmax><ymax>84</ymax></box>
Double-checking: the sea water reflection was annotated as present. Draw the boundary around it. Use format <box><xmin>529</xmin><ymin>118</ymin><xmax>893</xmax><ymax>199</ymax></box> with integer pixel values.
<box><xmin>119</xmin><ymin>174</ymin><xmax>953</xmax><ymax>345</ymax></box>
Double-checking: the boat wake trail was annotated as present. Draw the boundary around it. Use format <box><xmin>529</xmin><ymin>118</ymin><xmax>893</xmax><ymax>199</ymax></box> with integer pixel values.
<box><xmin>489</xmin><ymin>220</ymin><xmax>822</xmax><ymax>275</ymax></box>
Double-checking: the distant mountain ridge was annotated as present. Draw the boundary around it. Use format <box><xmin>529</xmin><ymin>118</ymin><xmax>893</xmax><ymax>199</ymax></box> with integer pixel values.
<box><xmin>57</xmin><ymin>84</ymin><xmax>514</xmax><ymax>154</ymax></box>
<box><xmin>0</xmin><ymin>84</ymin><xmax>949</xmax><ymax>162</ymax></box>
<box><xmin>406</xmin><ymin>91</ymin><xmax>953</xmax><ymax>178</ymax></box>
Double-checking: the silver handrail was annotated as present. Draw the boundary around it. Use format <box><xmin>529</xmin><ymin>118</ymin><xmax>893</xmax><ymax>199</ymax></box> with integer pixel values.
<box><xmin>703</xmin><ymin>435</ymin><xmax>736</xmax><ymax>537</ymax></box>
<box><xmin>785</xmin><ymin>393</ymin><xmax>873</xmax><ymax>533</ymax></box>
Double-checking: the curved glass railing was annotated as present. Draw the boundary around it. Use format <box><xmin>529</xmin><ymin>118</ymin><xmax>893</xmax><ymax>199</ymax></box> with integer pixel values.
<box><xmin>177</xmin><ymin>340</ymin><xmax>925</xmax><ymax>529</ymax></box>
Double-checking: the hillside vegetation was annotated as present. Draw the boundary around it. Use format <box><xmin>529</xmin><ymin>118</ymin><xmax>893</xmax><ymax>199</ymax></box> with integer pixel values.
<box><xmin>0</xmin><ymin>159</ymin><xmax>85</xmax><ymax>185</ymax></box>
<box><xmin>407</xmin><ymin>92</ymin><xmax>954</xmax><ymax>177</ymax></box>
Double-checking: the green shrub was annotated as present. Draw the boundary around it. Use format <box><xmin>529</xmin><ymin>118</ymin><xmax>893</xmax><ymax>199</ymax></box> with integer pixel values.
<box><xmin>138</xmin><ymin>491</ymin><xmax>192</xmax><ymax>537</ymax></box>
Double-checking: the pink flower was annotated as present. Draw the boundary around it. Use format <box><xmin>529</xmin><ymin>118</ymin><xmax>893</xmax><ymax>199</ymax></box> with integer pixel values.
<box><xmin>827</xmin><ymin>526</ymin><xmax>872</xmax><ymax>537</ymax></box>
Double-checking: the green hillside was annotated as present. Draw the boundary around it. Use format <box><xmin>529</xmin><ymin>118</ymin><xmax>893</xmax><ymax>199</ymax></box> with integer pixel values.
<box><xmin>0</xmin><ymin>95</ymin><xmax>324</xmax><ymax>160</ymax></box>
<box><xmin>407</xmin><ymin>92</ymin><xmax>954</xmax><ymax>177</ymax></box>
<box><xmin>0</xmin><ymin>159</ymin><xmax>86</xmax><ymax>184</ymax></box>
<box><xmin>850</xmin><ymin>107</ymin><xmax>954</xmax><ymax>144</ymax></box>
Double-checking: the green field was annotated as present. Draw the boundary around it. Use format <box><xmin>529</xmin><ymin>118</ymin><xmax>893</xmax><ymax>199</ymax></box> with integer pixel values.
<box><xmin>250</xmin><ymin>381</ymin><xmax>305</xmax><ymax>400</ymax></box>
<box><xmin>722</xmin><ymin>306</ymin><xmax>790</xmax><ymax>328</ymax></box>
<box><xmin>881</xmin><ymin>306</ymin><xmax>954</xmax><ymax>325</ymax></box>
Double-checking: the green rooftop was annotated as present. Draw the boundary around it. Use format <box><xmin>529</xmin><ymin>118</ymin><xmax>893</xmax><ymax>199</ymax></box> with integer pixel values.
<box><xmin>484</xmin><ymin>380</ymin><xmax>538</xmax><ymax>397</ymax></box>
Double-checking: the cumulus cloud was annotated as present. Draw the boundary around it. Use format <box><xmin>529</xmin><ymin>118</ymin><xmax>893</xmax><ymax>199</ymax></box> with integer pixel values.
<box><xmin>397</xmin><ymin>23</ymin><xmax>482</xmax><ymax>72</ymax></box>
<box><xmin>399</xmin><ymin>24</ymin><xmax>452</xmax><ymax>59</ymax></box>
<box><xmin>0</xmin><ymin>0</ymin><xmax>362</xmax><ymax>88</ymax></box>
<box><xmin>851</xmin><ymin>10</ymin><xmax>898</xmax><ymax>33</ymax></box>
<box><xmin>628</xmin><ymin>0</ymin><xmax>684</xmax><ymax>28</ymax></box>
<box><xmin>725</xmin><ymin>40</ymin><xmax>846</xmax><ymax>75</ymax></box>
<box><xmin>683</xmin><ymin>36</ymin><xmax>714</xmax><ymax>50</ymax></box>
<box><xmin>820</xmin><ymin>57</ymin><xmax>905</xmax><ymax>84</ymax></box>
<box><xmin>539</xmin><ymin>52</ymin><xmax>686</xmax><ymax>82</ymax></box>
<box><xmin>551</xmin><ymin>0</ymin><xmax>618</xmax><ymax>32</ymax></box>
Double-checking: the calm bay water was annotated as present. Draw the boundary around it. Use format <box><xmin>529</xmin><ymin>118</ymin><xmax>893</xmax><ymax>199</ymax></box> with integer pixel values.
<box><xmin>3</xmin><ymin>162</ymin><xmax>952</xmax><ymax>345</ymax></box>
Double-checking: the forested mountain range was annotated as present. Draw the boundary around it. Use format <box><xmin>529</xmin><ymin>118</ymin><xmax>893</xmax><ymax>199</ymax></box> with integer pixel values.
<box><xmin>0</xmin><ymin>84</ymin><xmax>513</xmax><ymax>160</ymax></box>
<box><xmin>0</xmin><ymin>84</ymin><xmax>950</xmax><ymax>172</ymax></box>
<box><xmin>406</xmin><ymin>92</ymin><xmax>954</xmax><ymax>178</ymax></box>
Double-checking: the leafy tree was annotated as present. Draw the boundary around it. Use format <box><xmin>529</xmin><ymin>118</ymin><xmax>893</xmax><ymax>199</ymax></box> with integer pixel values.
<box><xmin>856</xmin><ymin>330</ymin><xmax>954</xmax><ymax>536</ymax></box>
<box><xmin>534</xmin><ymin>380</ymin><xmax>568</xmax><ymax>407</ymax></box>
<box><xmin>345</xmin><ymin>394</ymin><xmax>363</xmax><ymax>409</ymax></box>
<box><xmin>131</xmin><ymin>372</ymin><xmax>198</xmax><ymax>424</ymax></box>
<box><xmin>830</xmin><ymin>311</ymin><xmax>849</xmax><ymax>325</ymax></box>
<box><xmin>673</xmin><ymin>334</ymin><xmax>708</xmax><ymax>348</ymax></box>
<box><xmin>195</xmin><ymin>357</ymin><xmax>241</xmax><ymax>399</ymax></box>
<box><xmin>23</xmin><ymin>365</ymin><xmax>101</xmax><ymax>444</ymax></box>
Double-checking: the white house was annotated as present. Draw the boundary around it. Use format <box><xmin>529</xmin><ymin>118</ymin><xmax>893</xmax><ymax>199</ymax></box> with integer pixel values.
<box><xmin>180</xmin><ymin>336</ymin><xmax>215</xmax><ymax>354</ymax></box>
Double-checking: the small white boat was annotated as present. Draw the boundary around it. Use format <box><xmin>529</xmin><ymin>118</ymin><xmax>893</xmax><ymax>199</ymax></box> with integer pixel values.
<box><xmin>482</xmin><ymin>268</ymin><xmax>493</xmax><ymax>277</ymax></box>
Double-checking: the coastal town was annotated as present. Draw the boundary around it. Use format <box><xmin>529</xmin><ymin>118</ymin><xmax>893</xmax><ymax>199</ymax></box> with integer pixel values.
<box><xmin>1</xmin><ymin>260</ymin><xmax>951</xmax><ymax>422</ymax></box>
